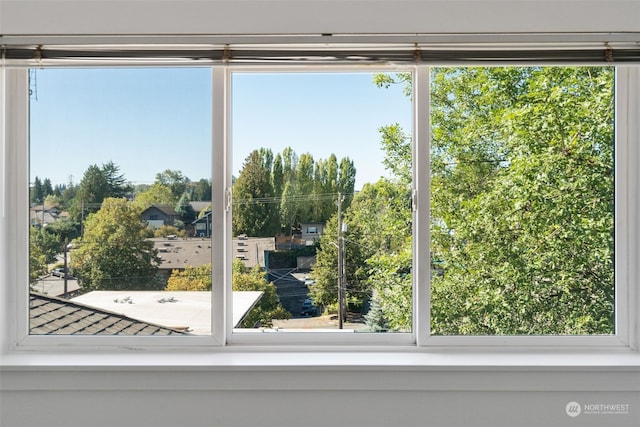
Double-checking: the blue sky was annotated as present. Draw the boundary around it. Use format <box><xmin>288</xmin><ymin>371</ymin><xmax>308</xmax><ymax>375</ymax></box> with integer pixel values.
<box><xmin>30</xmin><ymin>68</ymin><xmax>412</xmax><ymax>190</ymax></box>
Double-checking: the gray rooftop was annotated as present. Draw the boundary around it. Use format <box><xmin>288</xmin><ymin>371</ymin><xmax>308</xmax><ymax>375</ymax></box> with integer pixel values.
<box><xmin>151</xmin><ymin>236</ymin><xmax>275</xmax><ymax>270</ymax></box>
<box><xmin>30</xmin><ymin>292</ymin><xmax>190</xmax><ymax>335</ymax></box>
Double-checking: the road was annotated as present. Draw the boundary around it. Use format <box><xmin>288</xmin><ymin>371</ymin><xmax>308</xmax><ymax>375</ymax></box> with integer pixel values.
<box><xmin>32</xmin><ymin>275</ymin><xmax>81</xmax><ymax>297</ymax></box>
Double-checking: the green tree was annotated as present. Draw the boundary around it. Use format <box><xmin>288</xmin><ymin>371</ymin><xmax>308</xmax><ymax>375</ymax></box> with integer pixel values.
<box><xmin>373</xmin><ymin>66</ymin><xmax>615</xmax><ymax>335</ymax></box>
<box><xmin>279</xmin><ymin>181</ymin><xmax>298</xmax><ymax>236</ymax></box>
<box><xmin>29</xmin><ymin>227</ymin><xmax>60</xmax><ymax>284</ymax></box>
<box><xmin>154</xmin><ymin>225</ymin><xmax>185</xmax><ymax>238</ymax></box>
<box><xmin>75</xmin><ymin>164</ymin><xmax>109</xmax><ymax>216</ymax></box>
<box><xmin>232</xmin><ymin>150</ymin><xmax>280</xmax><ymax>237</ymax></box>
<box><xmin>337</xmin><ymin>157</ymin><xmax>356</xmax><ymax>209</ymax></box>
<box><xmin>30</xmin><ymin>177</ymin><xmax>43</xmax><ymax>204</ymax></box>
<box><xmin>166</xmin><ymin>264</ymin><xmax>211</xmax><ymax>291</ymax></box>
<box><xmin>29</xmin><ymin>229</ymin><xmax>49</xmax><ymax>284</ymax></box>
<box><xmin>232</xmin><ymin>260</ymin><xmax>290</xmax><ymax>328</ymax></box>
<box><xmin>272</xmin><ymin>153</ymin><xmax>284</xmax><ymax>200</ymax></box>
<box><xmin>155</xmin><ymin>169</ymin><xmax>190</xmax><ymax>200</ymax></box>
<box><xmin>295</xmin><ymin>153</ymin><xmax>315</xmax><ymax>222</ymax></box>
<box><xmin>42</xmin><ymin>178</ymin><xmax>54</xmax><ymax>199</ymax></box>
<box><xmin>164</xmin><ymin>261</ymin><xmax>290</xmax><ymax>327</ymax></box>
<box><xmin>134</xmin><ymin>183</ymin><xmax>176</xmax><ymax>210</ymax></box>
<box><xmin>309</xmin><ymin>212</ymin><xmax>371</xmax><ymax>312</ymax></box>
<box><xmin>322</xmin><ymin>154</ymin><xmax>339</xmax><ymax>219</ymax></box>
<box><xmin>191</xmin><ymin>178</ymin><xmax>212</xmax><ymax>201</ymax></box>
<box><xmin>72</xmin><ymin>162</ymin><xmax>131</xmax><ymax>219</ymax></box>
<box><xmin>363</xmin><ymin>291</ymin><xmax>390</xmax><ymax>332</ymax></box>
<box><xmin>431</xmin><ymin>67</ymin><xmax>615</xmax><ymax>335</ymax></box>
<box><xmin>175</xmin><ymin>192</ymin><xmax>197</xmax><ymax>223</ymax></box>
<box><xmin>101</xmin><ymin>161</ymin><xmax>131</xmax><ymax>198</ymax></box>
<box><xmin>71</xmin><ymin>198</ymin><xmax>161</xmax><ymax>290</ymax></box>
<box><xmin>43</xmin><ymin>218</ymin><xmax>81</xmax><ymax>248</ymax></box>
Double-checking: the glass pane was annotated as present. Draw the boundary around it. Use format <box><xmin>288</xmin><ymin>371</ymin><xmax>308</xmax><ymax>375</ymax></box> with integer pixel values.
<box><xmin>429</xmin><ymin>66</ymin><xmax>615</xmax><ymax>335</ymax></box>
<box><xmin>231</xmin><ymin>72</ymin><xmax>413</xmax><ymax>332</ymax></box>
<box><xmin>29</xmin><ymin>68</ymin><xmax>213</xmax><ymax>335</ymax></box>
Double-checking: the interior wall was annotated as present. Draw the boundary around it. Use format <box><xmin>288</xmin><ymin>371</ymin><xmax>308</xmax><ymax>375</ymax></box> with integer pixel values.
<box><xmin>1</xmin><ymin>0</ymin><xmax>640</xmax><ymax>36</ymax></box>
<box><xmin>1</xmin><ymin>389</ymin><xmax>639</xmax><ymax>427</ymax></box>
<box><xmin>1</xmin><ymin>1</ymin><xmax>639</xmax><ymax>427</ymax></box>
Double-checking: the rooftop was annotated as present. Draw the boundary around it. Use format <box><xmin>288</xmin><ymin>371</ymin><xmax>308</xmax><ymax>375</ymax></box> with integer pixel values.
<box><xmin>71</xmin><ymin>290</ymin><xmax>264</xmax><ymax>333</ymax></box>
<box><xmin>30</xmin><ymin>292</ymin><xmax>189</xmax><ymax>335</ymax></box>
<box><xmin>151</xmin><ymin>236</ymin><xmax>275</xmax><ymax>269</ymax></box>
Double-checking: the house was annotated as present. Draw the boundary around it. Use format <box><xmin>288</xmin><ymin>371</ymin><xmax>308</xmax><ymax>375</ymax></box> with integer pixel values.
<box><xmin>29</xmin><ymin>204</ymin><xmax>62</xmax><ymax>227</ymax></box>
<box><xmin>141</xmin><ymin>204</ymin><xmax>179</xmax><ymax>228</ymax></box>
<box><xmin>151</xmin><ymin>236</ymin><xmax>275</xmax><ymax>279</ymax></box>
<box><xmin>233</xmin><ymin>235</ymin><xmax>275</xmax><ymax>268</ymax></box>
<box><xmin>192</xmin><ymin>210</ymin><xmax>212</xmax><ymax>237</ymax></box>
<box><xmin>189</xmin><ymin>201</ymin><xmax>211</xmax><ymax>216</ymax></box>
<box><xmin>150</xmin><ymin>237</ymin><xmax>213</xmax><ymax>279</ymax></box>
<box><xmin>300</xmin><ymin>222</ymin><xmax>325</xmax><ymax>244</ymax></box>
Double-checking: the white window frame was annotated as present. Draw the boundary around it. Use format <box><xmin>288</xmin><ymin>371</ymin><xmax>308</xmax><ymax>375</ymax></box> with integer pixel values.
<box><xmin>1</xmin><ymin>59</ymin><xmax>639</xmax><ymax>353</ymax></box>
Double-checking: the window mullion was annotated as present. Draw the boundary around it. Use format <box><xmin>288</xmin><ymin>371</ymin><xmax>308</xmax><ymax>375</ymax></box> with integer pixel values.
<box><xmin>617</xmin><ymin>66</ymin><xmax>640</xmax><ymax>350</ymax></box>
<box><xmin>212</xmin><ymin>66</ymin><xmax>228</xmax><ymax>345</ymax></box>
<box><xmin>414</xmin><ymin>65</ymin><xmax>431</xmax><ymax>346</ymax></box>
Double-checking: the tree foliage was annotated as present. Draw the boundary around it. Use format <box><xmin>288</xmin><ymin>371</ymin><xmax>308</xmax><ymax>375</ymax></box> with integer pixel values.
<box><xmin>134</xmin><ymin>183</ymin><xmax>176</xmax><ymax>210</ymax></box>
<box><xmin>71</xmin><ymin>161</ymin><xmax>132</xmax><ymax>220</ymax></box>
<box><xmin>164</xmin><ymin>260</ymin><xmax>291</xmax><ymax>327</ymax></box>
<box><xmin>231</xmin><ymin>260</ymin><xmax>291</xmax><ymax>327</ymax></box>
<box><xmin>232</xmin><ymin>150</ymin><xmax>280</xmax><ymax>237</ymax></box>
<box><xmin>233</xmin><ymin>147</ymin><xmax>356</xmax><ymax>237</ymax></box>
<box><xmin>71</xmin><ymin>198</ymin><xmax>161</xmax><ymax>290</ymax></box>
<box><xmin>155</xmin><ymin>169</ymin><xmax>190</xmax><ymax>201</ymax></box>
<box><xmin>166</xmin><ymin>264</ymin><xmax>212</xmax><ymax>291</ymax></box>
<box><xmin>369</xmin><ymin>66</ymin><xmax>615</xmax><ymax>335</ymax></box>
<box><xmin>29</xmin><ymin>227</ymin><xmax>58</xmax><ymax>284</ymax></box>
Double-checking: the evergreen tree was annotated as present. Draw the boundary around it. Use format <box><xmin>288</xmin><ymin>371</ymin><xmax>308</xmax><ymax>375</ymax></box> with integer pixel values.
<box><xmin>363</xmin><ymin>292</ymin><xmax>390</xmax><ymax>332</ymax></box>
<box><xmin>232</xmin><ymin>150</ymin><xmax>280</xmax><ymax>237</ymax></box>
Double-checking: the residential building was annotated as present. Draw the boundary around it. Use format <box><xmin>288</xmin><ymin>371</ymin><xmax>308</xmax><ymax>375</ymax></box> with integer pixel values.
<box><xmin>300</xmin><ymin>222</ymin><xmax>325</xmax><ymax>244</ymax></box>
<box><xmin>151</xmin><ymin>236</ymin><xmax>275</xmax><ymax>279</ymax></box>
<box><xmin>141</xmin><ymin>204</ymin><xmax>179</xmax><ymax>228</ymax></box>
<box><xmin>192</xmin><ymin>210</ymin><xmax>212</xmax><ymax>237</ymax></box>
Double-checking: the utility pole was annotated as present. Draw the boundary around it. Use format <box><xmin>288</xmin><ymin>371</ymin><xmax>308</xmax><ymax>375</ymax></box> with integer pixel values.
<box><xmin>336</xmin><ymin>193</ymin><xmax>345</xmax><ymax>329</ymax></box>
<box><xmin>63</xmin><ymin>239</ymin><xmax>69</xmax><ymax>298</ymax></box>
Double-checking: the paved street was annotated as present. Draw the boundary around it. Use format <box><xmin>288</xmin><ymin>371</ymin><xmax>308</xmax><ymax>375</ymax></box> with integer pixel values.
<box><xmin>32</xmin><ymin>275</ymin><xmax>81</xmax><ymax>297</ymax></box>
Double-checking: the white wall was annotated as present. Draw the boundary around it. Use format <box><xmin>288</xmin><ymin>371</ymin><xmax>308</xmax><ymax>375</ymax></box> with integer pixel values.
<box><xmin>1</xmin><ymin>1</ymin><xmax>640</xmax><ymax>426</ymax></box>
<box><xmin>1</xmin><ymin>0</ymin><xmax>640</xmax><ymax>36</ymax></box>
<box><xmin>2</xmin><ymin>365</ymin><xmax>639</xmax><ymax>427</ymax></box>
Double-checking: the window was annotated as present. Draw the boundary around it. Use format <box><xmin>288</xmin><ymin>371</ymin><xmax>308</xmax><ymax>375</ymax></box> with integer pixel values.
<box><xmin>27</xmin><ymin>67</ymin><xmax>216</xmax><ymax>338</ymax></box>
<box><xmin>230</xmin><ymin>71</ymin><xmax>413</xmax><ymax>337</ymax></box>
<box><xmin>2</xmin><ymin>44</ymin><xmax>638</xmax><ymax>350</ymax></box>
<box><xmin>429</xmin><ymin>66</ymin><xmax>616</xmax><ymax>336</ymax></box>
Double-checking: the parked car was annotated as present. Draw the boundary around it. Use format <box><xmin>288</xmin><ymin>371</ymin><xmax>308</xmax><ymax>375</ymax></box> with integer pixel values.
<box><xmin>300</xmin><ymin>298</ymin><xmax>318</xmax><ymax>316</ymax></box>
<box><xmin>51</xmin><ymin>267</ymin><xmax>68</xmax><ymax>277</ymax></box>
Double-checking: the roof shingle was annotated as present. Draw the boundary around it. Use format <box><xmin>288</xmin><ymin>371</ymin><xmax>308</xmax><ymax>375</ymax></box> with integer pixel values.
<box><xmin>29</xmin><ymin>293</ymin><xmax>189</xmax><ymax>335</ymax></box>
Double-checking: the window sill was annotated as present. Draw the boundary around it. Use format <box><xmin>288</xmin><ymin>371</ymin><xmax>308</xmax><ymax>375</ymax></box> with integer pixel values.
<box><xmin>2</xmin><ymin>346</ymin><xmax>640</xmax><ymax>369</ymax></box>
<box><xmin>2</xmin><ymin>348</ymin><xmax>639</xmax><ymax>394</ymax></box>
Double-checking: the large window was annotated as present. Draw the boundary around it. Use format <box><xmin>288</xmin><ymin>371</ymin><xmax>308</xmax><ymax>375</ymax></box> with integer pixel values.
<box><xmin>3</xmin><ymin>54</ymin><xmax>636</xmax><ymax>348</ymax></box>
<box><xmin>230</xmin><ymin>72</ymin><xmax>413</xmax><ymax>335</ymax></box>
<box><xmin>428</xmin><ymin>66</ymin><xmax>616</xmax><ymax>336</ymax></box>
<box><xmin>28</xmin><ymin>68</ymin><xmax>215</xmax><ymax>336</ymax></box>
